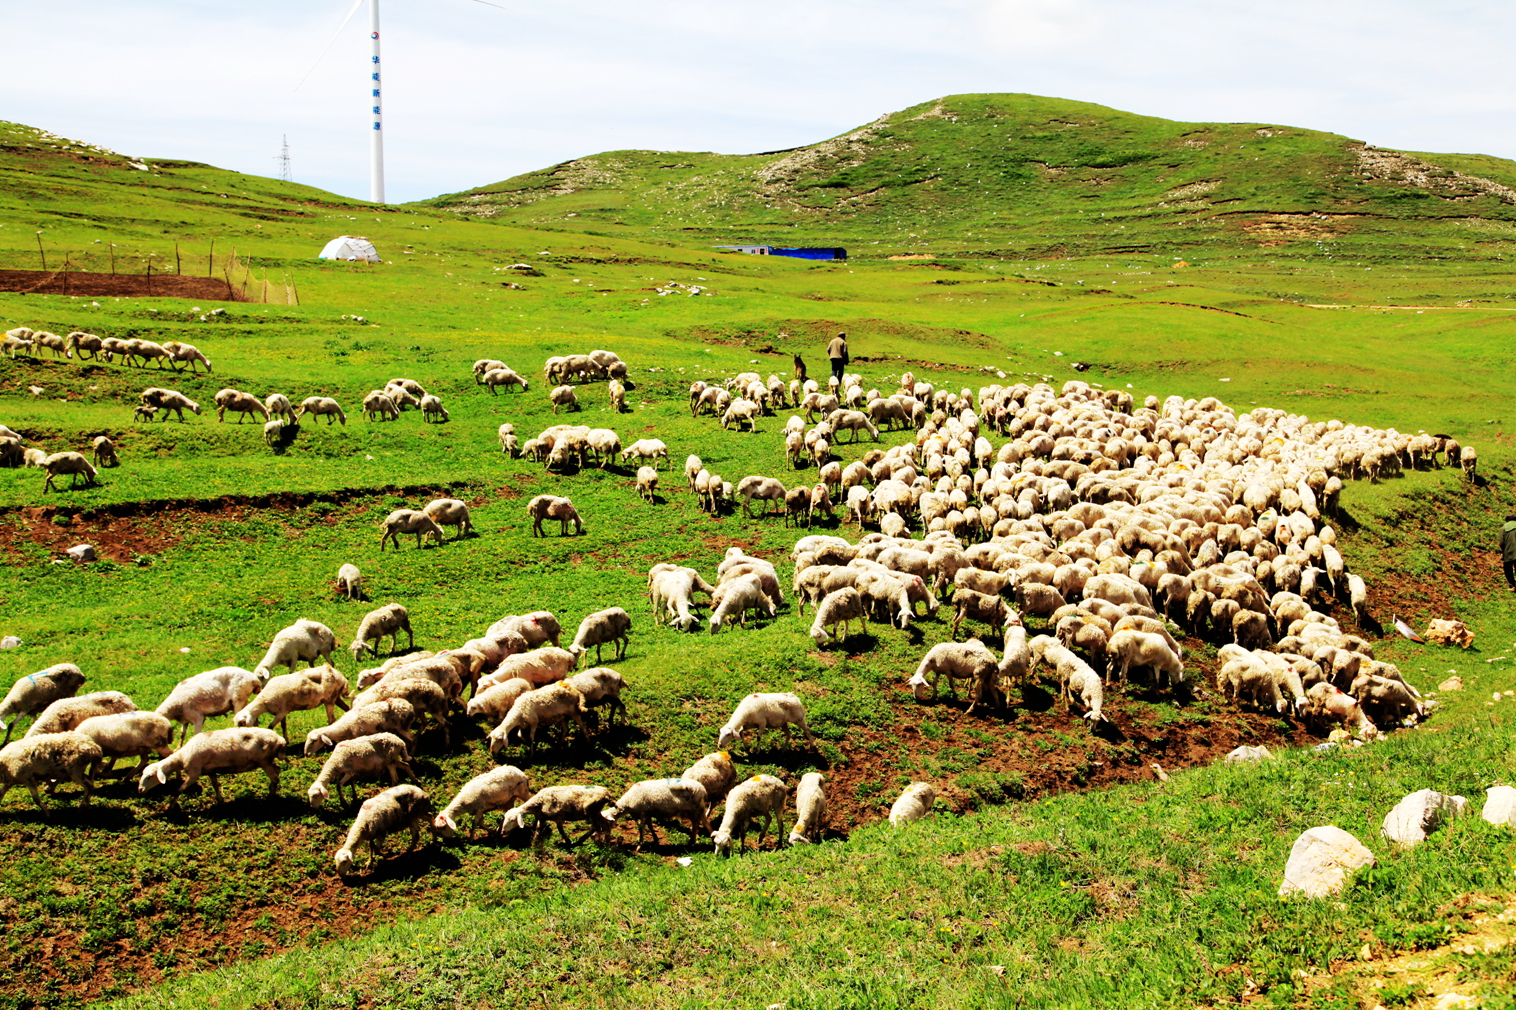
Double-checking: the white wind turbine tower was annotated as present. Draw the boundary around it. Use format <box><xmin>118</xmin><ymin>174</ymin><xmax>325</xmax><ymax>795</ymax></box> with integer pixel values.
<box><xmin>299</xmin><ymin>0</ymin><xmax>505</xmax><ymax>205</ymax></box>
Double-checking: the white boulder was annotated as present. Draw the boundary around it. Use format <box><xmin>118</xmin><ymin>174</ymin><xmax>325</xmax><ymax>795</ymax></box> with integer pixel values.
<box><xmin>1381</xmin><ymin>789</ymin><xmax>1468</xmax><ymax>847</ymax></box>
<box><xmin>1224</xmin><ymin>745</ymin><xmax>1274</xmax><ymax>764</ymax></box>
<box><xmin>1481</xmin><ymin>785</ymin><xmax>1516</xmax><ymax>828</ymax></box>
<box><xmin>1278</xmin><ymin>826</ymin><xmax>1375</xmax><ymax>899</ymax></box>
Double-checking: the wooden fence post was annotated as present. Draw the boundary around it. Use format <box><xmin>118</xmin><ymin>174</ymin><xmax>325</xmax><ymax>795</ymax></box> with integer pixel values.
<box><xmin>35</xmin><ymin>233</ymin><xmax>46</xmax><ymax>271</ymax></box>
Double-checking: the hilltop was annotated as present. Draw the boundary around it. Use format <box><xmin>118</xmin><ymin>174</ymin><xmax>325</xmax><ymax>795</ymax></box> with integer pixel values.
<box><xmin>426</xmin><ymin>93</ymin><xmax>1516</xmax><ymax>261</ymax></box>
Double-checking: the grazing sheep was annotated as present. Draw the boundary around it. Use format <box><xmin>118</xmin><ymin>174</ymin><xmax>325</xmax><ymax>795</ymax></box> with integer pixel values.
<box><xmin>1105</xmin><ymin>629</ymin><xmax>1184</xmax><ymax>689</ymax></box>
<box><xmin>465</xmin><ymin>678</ymin><xmax>535</xmax><ymax>724</ymax></box>
<box><xmin>165</xmin><ymin>341</ymin><xmax>212</xmax><ymax>373</ymax></box>
<box><xmin>215</xmin><ymin>388</ymin><xmax>270</xmax><ymax>424</ymax></box>
<box><xmin>549</xmin><ymin>384</ymin><xmax>579</xmax><ymax>413</ymax></box>
<box><xmin>1350</xmin><ymin>672</ymin><xmax>1424</xmax><ymax>727</ymax></box>
<box><xmin>379</xmin><ymin>508</ymin><xmax>445</xmax><ymax>550</ymax></box>
<box><xmin>607</xmin><ymin>379</ymin><xmax>627</xmax><ymax>413</ymax></box>
<box><xmin>139</xmin><ymin>388</ymin><xmax>201</xmax><ymax>422</ymax></box>
<box><xmin>680</xmin><ymin>751</ymin><xmax>737</xmax><ymax>813</ymax></box>
<box><xmin>475</xmin><ymin>648</ymin><xmax>579</xmax><ymax>693</ymax></box>
<box><xmin>736</xmin><ymin>475</ymin><xmax>786</xmax><ymax>517</ymax></box>
<box><xmin>334</xmin><ymin>784</ymin><xmax>434</xmax><ymax>875</ymax></box>
<box><xmin>950</xmin><ymin>587</ymin><xmax>1010</xmax><ymax>639</ymax></box>
<box><xmin>234</xmin><ymin>665</ymin><xmax>350</xmax><ymax>736</ymax></box>
<box><xmin>717</xmin><ymin>692</ymin><xmax>815</xmax><ymax>751</ymax></box>
<box><xmin>621</xmin><ymin>439</ymin><xmax>669</xmax><ymax>468</ymax></box>
<box><xmin>889</xmin><ymin>782</ymin><xmax>936</xmax><ymax>827</ymax></box>
<box><xmin>712</xmin><ymin>774</ymin><xmax>787</xmax><ymax>856</ymax></box>
<box><xmin>486</xmin><ymin>611</ymin><xmax>563</xmax><ymax>650</ymax></box>
<box><xmin>601</xmin><ymin>778</ymin><xmax>710</xmax><ymax>850</ymax></box>
<box><xmin>72</xmin><ymin>711</ymin><xmax>174</xmax><ymax>777</ymax></box>
<box><xmin>636</xmin><ymin>465</ymin><xmax>659</xmax><ymax>501</ymax></box>
<box><xmin>568</xmin><ymin>607</ymin><xmax>632</xmax><ymax>667</ymax></box>
<box><xmin>788</xmin><ymin>772</ymin><xmax>828</xmax><ymax>845</ymax></box>
<box><xmin>350</xmin><ymin>604</ymin><xmax>415</xmax><ymax>662</ymax></box>
<box><xmin>91</xmin><ymin>435</ymin><xmax>118</xmax><ymax>468</ymax></box>
<box><xmin>527</xmin><ymin>495</ymin><xmax>583</xmax><ymax>537</ymax></box>
<box><xmin>500</xmin><ymin>784</ymin><xmax>614</xmax><ymax>846</ymax></box>
<box><xmin>420</xmin><ymin>394</ymin><xmax>450</xmax><ymax>423</ymax></box>
<box><xmin>306</xmin><ymin>732</ymin><xmax>414</xmax><ymax>808</ymax></box>
<box><xmin>304</xmin><ymin>696</ymin><xmax>417</xmax><ymax>756</ymax></box>
<box><xmin>264</xmin><ymin>393</ymin><xmax>297</xmax><ymax>423</ymax></box>
<box><xmin>0</xmin><ymin>732</ymin><xmax>103</xmax><ymax>808</ymax></box>
<box><xmin>809</xmin><ymin>587</ymin><xmax>867</xmax><ymax>646</ymax></box>
<box><xmin>1462</xmin><ymin>444</ymin><xmax>1478</xmax><ymax>480</ymax></box>
<box><xmin>909</xmin><ymin>640</ymin><xmax>1000</xmax><ymax>711</ymax></box>
<box><xmin>482</xmin><ymin>367</ymin><xmax>529</xmax><ymax>394</ymax></box>
<box><xmin>138</xmin><ymin>727</ymin><xmax>285</xmax><ymax>803</ymax></box>
<box><xmin>421</xmin><ymin>498</ymin><xmax>473</xmax><ymax>540</ymax></box>
<box><xmin>349</xmin><ymin>678</ymin><xmax>450</xmax><ymax>745</ymax></box>
<box><xmin>362</xmin><ymin>390</ymin><xmax>400</xmax><ymax>422</ymax></box>
<box><xmin>383</xmin><ymin>383</ymin><xmax>421</xmax><ymax>411</ymax></box>
<box><xmin>433</xmin><ymin>765</ymin><xmax>532</xmax><ymax>838</ymax></box>
<box><xmin>566</xmin><ymin>668</ymin><xmax>627</xmax><ymax>726</ymax></box>
<box><xmin>337</xmin><ymin>563</ymin><xmax>364</xmax><ymax>601</ymax></box>
<box><xmin>253</xmin><ymin>618</ymin><xmax>338</xmax><ymax>679</ymax></box>
<box><xmin>486</xmin><ymin>681</ymin><xmax>588</xmax><ymax>756</ymax></box>
<box><xmin>0</xmin><ymin>663</ymin><xmax>86</xmax><ymax>746</ymax></box>
<box><xmin>708</xmin><ymin>574</ymin><xmax>777</xmax><ymax>633</ymax></box>
<box><xmin>296</xmin><ymin>396</ymin><xmax>346</xmax><ymax>425</ymax></box>
<box><xmin>1218</xmin><ymin>660</ymin><xmax>1288</xmax><ymax>714</ymax></box>
<box><xmin>42</xmin><ymin>452</ymin><xmax>98</xmax><ymax>492</ymax></box>
<box><xmin>27</xmin><ymin>691</ymin><xmax>137</xmax><ymax>737</ymax></box>
<box><xmin>156</xmin><ymin>666</ymin><xmax>265</xmax><ymax>744</ymax></box>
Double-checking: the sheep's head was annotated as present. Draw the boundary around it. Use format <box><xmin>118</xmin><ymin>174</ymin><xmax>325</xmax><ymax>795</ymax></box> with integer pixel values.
<box><xmin>432</xmin><ymin>812</ymin><xmax>459</xmax><ymax>838</ymax></box>
<box><xmin>712</xmin><ymin>830</ymin><xmax>734</xmax><ymax>857</ymax></box>
<box><xmin>233</xmin><ymin>708</ymin><xmax>257</xmax><ymax>729</ymax></box>
<box><xmin>333</xmin><ymin>848</ymin><xmax>356</xmax><ymax>876</ymax></box>
<box><xmin>715</xmin><ymin>725</ymin><xmax>742</xmax><ymax>750</ymax></box>
<box><xmin>138</xmin><ymin>762</ymin><xmax>168</xmax><ymax>793</ymax></box>
<box><xmin>307</xmin><ymin>782</ymin><xmax>329</xmax><ymax>807</ymax></box>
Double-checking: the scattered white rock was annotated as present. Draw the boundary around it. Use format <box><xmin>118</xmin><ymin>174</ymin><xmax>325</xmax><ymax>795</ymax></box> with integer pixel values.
<box><xmin>1225</xmin><ymin>745</ymin><xmax>1274</xmax><ymax>764</ymax></box>
<box><xmin>1481</xmin><ymin>786</ymin><xmax>1516</xmax><ymax>828</ymax></box>
<box><xmin>179</xmin><ymin>647</ymin><xmax>191</xmax><ymax>654</ymax></box>
<box><xmin>1433</xmin><ymin>994</ymin><xmax>1475</xmax><ymax>1010</ymax></box>
<box><xmin>1278</xmin><ymin>826</ymin><xmax>1375</xmax><ymax>899</ymax></box>
<box><xmin>1439</xmin><ymin>675</ymin><xmax>1463</xmax><ymax>691</ymax></box>
<box><xmin>1381</xmin><ymin>790</ymin><xmax>1467</xmax><ymax>847</ymax></box>
<box><xmin>65</xmin><ymin>544</ymin><xmax>96</xmax><ymax>562</ymax></box>
<box><xmin>0</xmin><ymin>637</ymin><xmax>20</xmax><ymax>649</ymax></box>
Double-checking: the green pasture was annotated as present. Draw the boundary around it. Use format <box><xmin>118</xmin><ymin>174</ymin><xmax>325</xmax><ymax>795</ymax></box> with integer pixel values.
<box><xmin>0</xmin><ymin>97</ymin><xmax>1514</xmax><ymax>1007</ymax></box>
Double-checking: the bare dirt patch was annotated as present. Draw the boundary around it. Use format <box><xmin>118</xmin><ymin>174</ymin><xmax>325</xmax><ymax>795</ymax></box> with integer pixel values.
<box><xmin>0</xmin><ymin>269</ymin><xmax>242</xmax><ymax>301</ymax></box>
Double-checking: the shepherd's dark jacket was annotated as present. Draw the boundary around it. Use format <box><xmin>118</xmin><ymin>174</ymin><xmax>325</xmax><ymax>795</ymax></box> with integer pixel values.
<box><xmin>1502</xmin><ymin>521</ymin><xmax>1516</xmax><ymax>562</ymax></box>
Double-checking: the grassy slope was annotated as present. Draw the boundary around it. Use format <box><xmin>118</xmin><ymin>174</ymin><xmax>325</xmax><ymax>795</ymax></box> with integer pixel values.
<box><xmin>0</xmin><ymin>101</ymin><xmax>1510</xmax><ymax>1008</ymax></box>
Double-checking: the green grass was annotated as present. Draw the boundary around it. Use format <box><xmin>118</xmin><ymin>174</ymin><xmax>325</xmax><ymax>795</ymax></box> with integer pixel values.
<box><xmin>0</xmin><ymin>97</ymin><xmax>1514</xmax><ymax>1008</ymax></box>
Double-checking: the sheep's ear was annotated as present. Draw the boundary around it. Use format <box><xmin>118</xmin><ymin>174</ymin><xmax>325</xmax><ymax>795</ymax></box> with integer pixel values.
<box><xmin>155</xmin><ymin>767</ymin><xmax>167</xmax><ymax>785</ymax></box>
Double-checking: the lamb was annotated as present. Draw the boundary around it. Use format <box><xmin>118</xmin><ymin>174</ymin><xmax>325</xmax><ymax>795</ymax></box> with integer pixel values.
<box><xmin>433</xmin><ymin>765</ymin><xmax>533</xmax><ymax>838</ymax></box>
<box><xmin>636</xmin><ymin>465</ymin><xmax>659</xmax><ymax>501</ymax></box>
<box><xmin>27</xmin><ymin>691</ymin><xmax>137</xmax><ymax>737</ymax></box>
<box><xmin>607</xmin><ymin>379</ymin><xmax>627</xmax><ymax>413</ymax></box>
<box><xmin>156</xmin><ymin>666</ymin><xmax>265</xmax><ymax>743</ymax></box>
<box><xmin>0</xmin><ymin>663</ymin><xmax>86</xmax><ymax>745</ymax></box>
<box><xmin>337</xmin><ymin>563</ymin><xmax>364</xmax><ymax>600</ymax></box>
<box><xmin>379</xmin><ymin>508</ymin><xmax>445</xmax><ymax>550</ymax></box>
<box><xmin>601</xmin><ymin>778</ymin><xmax>710</xmax><ymax>850</ymax></box>
<box><xmin>0</xmin><ymin>732</ymin><xmax>102</xmax><ymax>808</ymax></box>
<box><xmin>1105</xmin><ymin>629</ymin><xmax>1184</xmax><ymax>689</ymax></box>
<box><xmin>527</xmin><ymin>495</ymin><xmax>583</xmax><ymax>537</ymax></box>
<box><xmin>215</xmin><ymin>388</ymin><xmax>270</xmax><ymax>424</ymax></box>
<box><xmin>334</xmin><ymin>784</ymin><xmax>434</xmax><ymax>875</ymax></box>
<box><xmin>42</xmin><ymin>452</ymin><xmax>98</xmax><ymax>492</ymax></box>
<box><xmin>716</xmin><ymin>692</ymin><xmax>815</xmax><ymax>751</ymax></box>
<box><xmin>303</xmin><ymin>699</ymin><xmax>417</xmax><ymax>757</ymax></box>
<box><xmin>486</xmin><ymin>681</ymin><xmax>588</xmax><ymax>755</ymax></box>
<box><xmin>549</xmin><ymin>384</ymin><xmax>580</xmax><ymax>413</ymax></box>
<box><xmin>712</xmin><ymin>774</ymin><xmax>787</xmax><ymax>856</ymax></box>
<box><xmin>421</xmin><ymin>498</ymin><xmax>473</xmax><ymax>540</ymax></box>
<box><xmin>736</xmin><ymin>475</ymin><xmax>786</xmax><ymax>517</ymax></box>
<box><xmin>306</xmin><ymin>732</ymin><xmax>414</xmax><ymax>807</ymax></box>
<box><xmin>296</xmin><ymin>396</ymin><xmax>346</xmax><ymax>425</ymax></box>
<box><xmin>262</xmin><ymin>419</ymin><xmax>289</xmax><ymax>446</ymax></box>
<box><xmin>234</xmin><ymin>664</ymin><xmax>350</xmax><ymax>736</ymax></box>
<box><xmin>253</xmin><ymin>618</ymin><xmax>338</xmax><ymax>679</ymax></box>
<box><xmin>680</xmin><ymin>750</ymin><xmax>737</xmax><ymax>812</ymax></box>
<box><xmin>264</xmin><ymin>393</ymin><xmax>297</xmax><ymax>423</ymax></box>
<box><xmin>566</xmin><ymin>667</ymin><xmax>627</xmax><ymax>726</ymax></box>
<box><xmin>788</xmin><ymin>771</ymin><xmax>828</xmax><ymax>844</ymax></box>
<box><xmin>888</xmin><ymin>782</ymin><xmax>936</xmax><ymax>827</ymax></box>
<box><xmin>567</xmin><ymin>608</ymin><xmax>631</xmax><ymax>667</ymax></box>
<box><xmin>71</xmin><ymin>711</ymin><xmax>175</xmax><ymax>777</ymax></box>
<box><xmin>495</xmin><ymin>785</ymin><xmax>611</xmax><ymax>846</ymax></box>
<box><xmin>362</xmin><ymin>390</ymin><xmax>400</xmax><ymax>421</ymax></box>
<box><xmin>346</xmin><ymin>604</ymin><xmax>414</xmax><ymax>663</ymax></box>
<box><xmin>809</xmin><ymin>587</ymin><xmax>867</xmax><ymax>646</ymax></box>
<box><xmin>91</xmin><ymin>435</ymin><xmax>119</xmax><ymax>468</ymax></box>
<box><xmin>138</xmin><ymin>727</ymin><xmax>285</xmax><ymax>803</ymax></box>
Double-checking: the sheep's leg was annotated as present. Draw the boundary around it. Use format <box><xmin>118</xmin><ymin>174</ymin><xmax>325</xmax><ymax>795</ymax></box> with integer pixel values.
<box><xmin>208</xmin><ymin>774</ymin><xmax>226</xmax><ymax>803</ymax></box>
<box><xmin>26</xmin><ymin>783</ymin><xmax>45</xmax><ymax>809</ymax></box>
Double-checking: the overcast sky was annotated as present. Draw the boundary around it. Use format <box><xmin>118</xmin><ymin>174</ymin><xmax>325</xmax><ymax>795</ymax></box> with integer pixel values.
<box><xmin>5</xmin><ymin>0</ymin><xmax>1511</xmax><ymax>204</ymax></box>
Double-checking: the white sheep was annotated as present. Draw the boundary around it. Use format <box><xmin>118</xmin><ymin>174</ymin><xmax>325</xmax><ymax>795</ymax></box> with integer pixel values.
<box><xmin>156</xmin><ymin>666</ymin><xmax>265</xmax><ymax>743</ymax></box>
<box><xmin>379</xmin><ymin>508</ymin><xmax>445</xmax><ymax>550</ymax></box>
<box><xmin>303</xmin><ymin>699</ymin><xmax>417</xmax><ymax>757</ymax></box>
<box><xmin>476</xmin><ymin>647</ymin><xmax>577</xmax><ymax>691</ymax></box>
<box><xmin>717</xmin><ymin>692</ymin><xmax>815</xmax><ymax>751</ymax></box>
<box><xmin>306</xmin><ymin>732</ymin><xmax>414</xmax><ymax>807</ymax></box>
<box><xmin>0</xmin><ymin>732</ymin><xmax>103</xmax><ymax>807</ymax></box>
<box><xmin>712</xmin><ymin>774</ymin><xmax>787</xmax><ymax>856</ymax></box>
<box><xmin>263</xmin><ymin>419</ymin><xmax>288</xmax><ymax>446</ymax></box>
<box><xmin>234</xmin><ymin>665</ymin><xmax>350</xmax><ymax>736</ymax></box>
<box><xmin>140</xmin><ymin>388</ymin><xmax>201</xmax><ymax>422</ymax></box>
<box><xmin>350</xmin><ymin>604</ymin><xmax>415</xmax><ymax>661</ymax></box>
<box><xmin>138</xmin><ymin>727</ymin><xmax>285</xmax><ymax>803</ymax></box>
<box><xmin>621</xmin><ymin>439</ymin><xmax>668</xmax><ymax>468</ymax></box>
<box><xmin>0</xmin><ymin>663</ymin><xmax>86</xmax><ymax>745</ymax></box>
<box><xmin>636</xmin><ymin>465</ymin><xmax>659</xmax><ymax>502</ymax></box>
<box><xmin>216</xmin><ymin>388</ymin><xmax>270</xmax><ymax>424</ymax></box>
<box><xmin>91</xmin><ymin>435</ymin><xmax>118</xmax><ymax>468</ymax></box>
<box><xmin>42</xmin><ymin>452</ymin><xmax>98</xmax><ymax>492</ymax></box>
<box><xmin>549</xmin><ymin>384</ymin><xmax>579</xmax><ymax>413</ymax></box>
<box><xmin>253</xmin><ymin>618</ymin><xmax>338</xmax><ymax>679</ymax></box>
<box><xmin>337</xmin><ymin>563</ymin><xmax>364</xmax><ymax>601</ymax></box>
<box><xmin>585</xmin><ymin>428</ymin><xmax>621</xmax><ymax>466</ymax></box>
<box><xmin>809</xmin><ymin>587</ymin><xmax>867</xmax><ymax>646</ymax></box>
<box><xmin>486</xmin><ymin>681</ymin><xmax>588</xmax><ymax>755</ymax></box>
<box><xmin>736</xmin><ymin>475</ymin><xmax>786</xmax><ymax>517</ymax></box>
<box><xmin>362</xmin><ymin>390</ymin><xmax>400</xmax><ymax>422</ymax></box>
<box><xmin>566</xmin><ymin>667</ymin><xmax>627</xmax><ymax>727</ymax></box>
<box><xmin>334</xmin><ymin>784</ymin><xmax>433</xmax><ymax>875</ymax></box>
<box><xmin>297</xmin><ymin>396</ymin><xmax>347</xmax><ymax>425</ymax></box>
<box><xmin>680</xmin><ymin>750</ymin><xmax>737</xmax><ymax>812</ymax></box>
<box><xmin>500</xmin><ymin>784</ymin><xmax>614</xmax><ymax>846</ymax></box>
<box><xmin>420</xmin><ymin>394</ymin><xmax>450</xmax><ymax>423</ymax></box>
<box><xmin>1105</xmin><ymin>629</ymin><xmax>1184</xmax><ymax>689</ymax></box>
<box><xmin>908</xmin><ymin>641</ymin><xmax>999</xmax><ymax>708</ymax></box>
<box><xmin>482</xmin><ymin>367</ymin><xmax>529</xmax><ymax>394</ymax></box>
<box><xmin>264</xmin><ymin>393</ymin><xmax>297</xmax><ymax>422</ymax></box>
<box><xmin>889</xmin><ymin>782</ymin><xmax>936</xmax><ymax>826</ymax></box>
<box><xmin>788</xmin><ymin>771</ymin><xmax>828</xmax><ymax>845</ymax></box>
<box><xmin>601</xmin><ymin>778</ymin><xmax>710</xmax><ymax>850</ymax></box>
<box><xmin>72</xmin><ymin>711</ymin><xmax>175</xmax><ymax>777</ymax></box>
<box><xmin>465</xmin><ymin>678</ymin><xmax>534</xmax><ymax>725</ymax></box>
<box><xmin>527</xmin><ymin>495</ymin><xmax>583</xmax><ymax>537</ymax></box>
<box><xmin>433</xmin><ymin>765</ymin><xmax>533</xmax><ymax>838</ymax></box>
<box><xmin>348</xmin><ymin>677</ymin><xmax>450</xmax><ymax>745</ymax></box>
<box><xmin>568</xmin><ymin>607</ymin><xmax>631</xmax><ymax>667</ymax></box>
<box><xmin>708</xmin><ymin>574</ymin><xmax>776</xmax><ymax>634</ymax></box>
<box><xmin>27</xmin><ymin>691</ymin><xmax>137</xmax><ymax>737</ymax></box>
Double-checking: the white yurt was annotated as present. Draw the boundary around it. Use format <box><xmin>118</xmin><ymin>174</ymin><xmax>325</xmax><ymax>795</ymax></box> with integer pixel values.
<box><xmin>317</xmin><ymin>235</ymin><xmax>380</xmax><ymax>262</ymax></box>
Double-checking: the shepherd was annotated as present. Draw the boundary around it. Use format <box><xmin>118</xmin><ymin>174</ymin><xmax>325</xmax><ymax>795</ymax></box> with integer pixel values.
<box><xmin>826</xmin><ymin>331</ymin><xmax>849</xmax><ymax>386</ymax></box>
<box><xmin>1502</xmin><ymin>514</ymin><xmax>1516</xmax><ymax>590</ymax></box>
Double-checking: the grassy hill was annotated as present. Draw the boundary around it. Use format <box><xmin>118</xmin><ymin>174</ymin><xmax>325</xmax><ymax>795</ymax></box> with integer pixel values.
<box><xmin>0</xmin><ymin>99</ymin><xmax>1513</xmax><ymax>1009</ymax></box>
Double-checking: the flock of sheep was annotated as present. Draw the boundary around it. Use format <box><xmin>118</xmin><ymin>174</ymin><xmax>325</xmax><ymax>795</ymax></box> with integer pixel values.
<box><xmin>0</xmin><ymin>322</ymin><xmax>1466</xmax><ymax>877</ymax></box>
